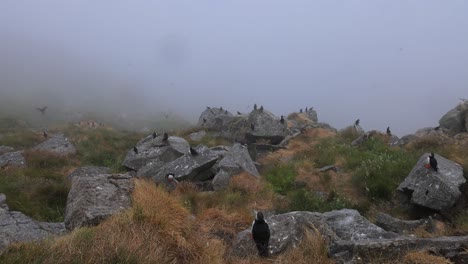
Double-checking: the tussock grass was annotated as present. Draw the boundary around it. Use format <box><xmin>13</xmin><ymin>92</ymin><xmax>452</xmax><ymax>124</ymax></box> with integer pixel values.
<box><xmin>403</xmin><ymin>251</ymin><xmax>452</xmax><ymax>264</ymax></box>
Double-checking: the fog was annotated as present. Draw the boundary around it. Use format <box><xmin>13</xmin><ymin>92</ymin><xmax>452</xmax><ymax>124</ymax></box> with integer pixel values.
<box><xmin>1</xmin><ymin>1</ymin><xmax>467</xmax><ymax>135</ymax></box>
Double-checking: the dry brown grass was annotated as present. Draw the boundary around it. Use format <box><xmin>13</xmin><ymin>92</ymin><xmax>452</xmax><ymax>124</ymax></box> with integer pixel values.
<box><xmin>403</xmin><ymin>251</ymin><xmax>452</xmax><ymax>264</ymax></box>
<box><xmin>275</xmin><ymin>230</ymin><xmax>334</xmax><ymax>264</ymax></box>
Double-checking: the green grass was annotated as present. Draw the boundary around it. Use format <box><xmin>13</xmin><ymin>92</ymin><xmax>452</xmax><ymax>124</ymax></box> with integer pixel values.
<box><xmin>283</xmin><ymin>189</ymin><xmax>351</xmax><ymax>213</ymax></box>
<box><xmin>264</xmin><ymin>164</ymin><xmax>296</xmax><ymax>195</ymax></box>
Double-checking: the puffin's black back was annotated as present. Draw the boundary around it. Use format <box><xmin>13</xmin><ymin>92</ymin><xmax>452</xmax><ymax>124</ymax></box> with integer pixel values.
<box><xmin>252</xmin><ymin>219</ymin><xmax>270</xmax><ymax>242</ymax></box>
<box><xmin>430</xmin><ymin>153</ymin><xmax>438</xmax><ymax>172</ymax></box>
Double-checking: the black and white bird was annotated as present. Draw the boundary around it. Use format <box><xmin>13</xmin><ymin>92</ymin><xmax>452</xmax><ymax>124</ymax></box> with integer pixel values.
<box><xmin>237</xmin><ymin>111</ymin><xmax>242</xmax><ymax>115</ymax></box>
<box><xmin>386</xmin><ymin>127</ymin><xmax>392</xmax><ymax>136</ymax></box>
<box><xmin>36</xmin><ymin>106</ymin><xmax>48</xmax><ymax>115</ymax></box>
<box><xmin>133</xmin><ymin>146</ymin><xmax>138</xmax><ymax>154</ymax></box>
<box><xmin>355</xmin><ymin>119</ymin><xmax>360</xmax><ymax>126</ymax></box>
<box><xmin>252</xmin><ymin>211</ymin><xmax>270</xmax><ymax>257</ymax></box>
<box><xmin>280</xmin><ymin>115</ymin><xmax>285</xmax><ymax>124</ymax></box>
<box><xmin>250</xmin><ymin>123</ymin><xmax>255</xmax><ymax>131</ymax></box>
<box><xmin>259</xmin><ymin>106</ymin><xmax>264</xmax><ymax>112</ymax></box>
<box><xmin>166</xmin><ymin>173</ymin><xmax>179</xmax><ymax>190</ymax></box>
<box><xmin>189</xmin><ymin>146</ymin><xmax>198</xmax><ymax>156</ymax></box>
<box><xmin>299</xmin><ymin>108</ymin><xmax>303</xmax><ymax>113</ymax></box>
<box><xmin>203</xmin><ymin>118</ymin><xmax>207</xmax><ymax>124</ymax></box>
<box><xmin>428</xmin><ymin>153</ymin><xmax>438</xmax><ymax>172</ymax></box>
<box><xmin>152</xmin><ymin>131</ymin><xmax>157</xmax><ymax>139</ymax></box>
<box><xmin>254</xmin><ymin>104</ymin><xmax>257</xmax><ymax>110</ymax></box>
<box><xmin>43</xmin><ymin>130</ymin><xmax>48</xmax><ymax>139</ymax></box>
<box><xmin>162</xmin><ymin>132</ymin><xmax>169</xmax><ymax>142</ymax></box>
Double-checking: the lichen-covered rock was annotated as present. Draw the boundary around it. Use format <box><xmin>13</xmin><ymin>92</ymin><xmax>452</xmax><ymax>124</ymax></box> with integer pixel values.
<box><xmin>64</xmin><ymin>173</ymin><xmax>133</xmax><ymax>231</ymax></box>
<box><xmin>189</xmin><ymin>130</ymin><xmax>207</xmax><ymax>141</ymax></box>
<box><xmin>397</xmin><ymin>153</ymin><xmax>465</xmax><ymax>211</ymax></box>
<box><xmin>246</xmin><ymin>110</ymin><xmax>290</xmax><ymax>144</ymax></box>
<box><xmin>0</xmin><ymin>151</ymin><xmax>26</xmax><ymax>168</ymax></box>
<box><xmin>0</xmin><ymin>146</ymin><xmax>14</xmax><ymax>156</ymax></box>
<box><xmin>33</xmin><ymin>134</ymin><xmax>76</xmax><ymax>156</ymax></box>
<box><xmin>375</xmin><ymin>213</ymin><xmax>431</xmax><ymax>234</ymax></box>
<box><xmin>67</xmin><ymin>166</ymin><xmax>111</xmax><ymax>181</ymax></box>
<box><xmin>197</xmin><ymin>107</ymin><xmax>234</xmax><ymax>130</ymax></box>
<box><xmin>439</xmin><ymin>101</ymin><xmax>468</xmax><ymax>134</ymax></box>
<box><xmin>122</xmin><ymin>135</ymin><xmax>189</xmax><ymax>171</ymax></box>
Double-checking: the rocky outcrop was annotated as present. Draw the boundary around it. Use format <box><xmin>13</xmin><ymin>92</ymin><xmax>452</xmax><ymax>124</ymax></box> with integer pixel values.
<box><xmin>245</xmin><ymin>109</ymin><xmax>290</xmax><ymax>145</ymax></box>
<box><xmin>439</xmin><ymin>101</ymin><xmax>468</xmax><ymax>135</ymax></box>
<box><xmin>397</xmin><ymin>153</ymin><xmax>465</xmax><ymax>211</ymax></box>
<box><xmin>67</xmin><ymin>166</ymin><xmax>111</xmax><ymax>181</ymax></box>
<box><xmin>197</xmin><ymin>107</ymin><xmax>234</xmax><ymax>130</ymax></box>
<box><xmin>149</xmin><ymin>145</ymin><xmax>219</xmax><ymax>183</ymax></box>
<box><xmin>0</xmin><ymin>151</ymin><xmax>26</xmax><ymax>168</ymax></box>
<box><xmin>0</xmin><ymin>194</ymin><xmax>66</xmax><ymax>251</ymax></box>
<box><xmin>33</xmin><ymin>134</ymin><xmax>76</xmax><ymax>156</ymax></box>
<box><xmin>64</xmin><ymin>173</ymin><xmax>133</xmax><ymax>231</ymax></box>
<box><xmin>212</xmin><ymin>143</ymin><xmax>259</xmax><ymax>191</ymax></box>
<box><xmin>122</xmin><ymin>135</ymin><xmax>189</xmax><ymax>171</ymax></box>
<box><xmin>0</xmin><ymin>146</ymin><xmax>14</xmax><ymax>156</ymax></box>
<box><xmin>375</xmin><ymin>213</ymin><xmax>432</xmax><ymax>235</ymax></box>
<box><xmin>232</xmin><ymin>211</ymin><xmax>338</xmax><ymax>257</ymax></box>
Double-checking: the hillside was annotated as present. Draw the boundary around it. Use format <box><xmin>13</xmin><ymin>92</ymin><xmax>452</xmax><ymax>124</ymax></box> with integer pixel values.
<box><xmin>0</xmin><ymin>103</ymin><xmax>467</xmax><ymax>264</ymax></box>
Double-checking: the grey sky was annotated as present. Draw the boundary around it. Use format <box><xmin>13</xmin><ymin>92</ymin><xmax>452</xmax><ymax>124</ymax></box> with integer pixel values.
<box><xmin>1</xmin><ymin>1</ymin><xmax>467</xmax><ymax>135</ymax></box>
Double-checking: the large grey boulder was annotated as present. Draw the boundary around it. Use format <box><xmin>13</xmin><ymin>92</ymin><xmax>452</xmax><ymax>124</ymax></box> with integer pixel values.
<box><xmin>397</xmin><ymin>153</ymin><xmax>465</xmax><ymax>211</ymax></box>
<box><xmin>33</xmin><ymin>134</ymin><xmax>76</xmax><ymax>155</ymax></box>
<box><xmin>212</xmin><ymin>143</ymin><xmax>260</xmax><ymax>191</ymax></box>
<box><xmin>375</xmin><ymin>213</ymin><xmax>432</xmax><ymax>235</ymax></box>
<box><xmin>64</xmin><ymin>173</ymin><xmax>133</xmax><ymax>231</ymax></box>
<box><xmin>0</xmin><ymin>151</ymin><xmax>26</xmax><ymax>168</ymax></box>
<box><xmin>330</xmin><ymin>235</ymin><xmax>468</xmax><ymax>264</ymax></box>
<box><xmin>323</xmin><ymin>209</ymin><xmax>398</xmax><ymax>241</ymax></box>
<box><xmin>246</xmin><ymin>110</ymin><xmax>290</xmax><ymax>144</ymax></box>
<box><xmin>147</xmin><ymin>145</ymin><xmax>219</xmax><ymax>183</ymax></box>
<box><xmin>189</xmin><ymin>130</ymin><xmax>207</xmax><ymax>141</ymax></box>
<box><xmin>306</xmin><ymin>108</ymin><xmax>318</xmax><ymax>122</ymax></box>
<box><xmin>232</xmin><ymin>211</ymin><xmax>338</xmax><ymax>257</ymax></box>
<box><xmin>122</xmin><ymin>135</ymin><xmax>190</xmax><ymax>171</ymax></box>
<box><xmin>67</xmin><ymin>166</ymin><xmax>111</xmax><ymax>181</ymax></box>
<box><xmin>439</xmin><ymin>101</ymin><xmax>468</xmax><ymax>134</ymax></box>
<box><xmin>0</xmin><ymin>194</ymin><xmax>66</xmax><ymax>251</ymax></box>
<box><xmin>197</xmin><ymin>107</ymin><xmax>234</xmax><ymax>130</ymax></box>
<box><xmin>0</xmin><ymin>146</ymin><xmax>14</xmax><ymax>156</ymax></box>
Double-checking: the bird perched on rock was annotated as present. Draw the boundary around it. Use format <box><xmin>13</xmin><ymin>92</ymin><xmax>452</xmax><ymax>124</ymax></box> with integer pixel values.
<box><xmin>259</xmin><ymin>106</ymin><xmax>264</xmax><ymax>112</ymax></box>
<box><xmin>305</xmin><ymin>107</ymin><xmax>308</xmax><ymax>112</ymax></box>
<box><xmin>133</xmin><ymin>146</ymin><xmax>138</xmax><ymax>154</ymax></box>
<box><xmin>189</xmin><ymin>146</ymin><xmax>198</xmax><ymax>156</ymax></box>
<box><xmin>152</xmin><ymin>131</ymin><xmax>157</xmax><ymax>139</ymax></box>
<box><xmin>355</xmin><ymin>119</ymin><xmax>360</xmax><ymax>126</ymax></box>
<box><xmin>280</xmin><ymin>115</ymin><xmax>285</xmax><ymax>124</ymax></box>
<box><xmin>237</xmin><ymin>111</ymin><xmax>242</xmax><ymax>115</ymax></box>
<box><xmin>254</xmin><ymin>104</ymin><xmax>257</xmax><ymax>110</ymax></box>
<box><xmin>220</xmin><ymin>107</ymin><xmax>223</xmax><ymax>112</ymax></box>
<box><xmin>386</xmin><ymin>127</ymin><xmax>392</xmax><ymax>136</ymax></box>
<box><xmin>224</xmin><ymin>110</ymin><xmax>228</xmax><ymax>114</ymax></box>
<box><xmin>206</xmin><ymin>106</ymin><xmax>211</xmax><ymax>110</ymax></box>
<box><xmin>43</xmin><ymin>130</ymin><xmax>48</xmax><ymax>139</ymax></box>
<box><xmin>252</xmin><ymin>211</ymin><xmax>270</xmax><ymax>257</ymax></box>
<box><xmin>203</xmin><ymin>118</ymin><xmax>207</xmax><ymax>124</ymax></box>
<box><xmin>36</xmin><ymin>106</ymin><xmax>48</xmax><ymax>115</ymax></box>
<box><xmin>426</xmin><ymin>153</ymin><xmax>438</xmax><ymax>172</ymax></box>
<box><xmin>162</xmin><ymin>132</ymin><xmax>169</xmax><ymax>142</ymax></box>
<box><xmin>299</xmin><ymin>108</ymin><xmax>303</xmax><ymax>113</ymax></box>
<box><xmin>250</xmin><ymin>123</ymin><xmax>255</xmax><ymax>131</ymax></box>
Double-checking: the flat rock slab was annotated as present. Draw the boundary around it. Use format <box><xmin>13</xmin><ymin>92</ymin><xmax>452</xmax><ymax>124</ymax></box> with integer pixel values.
<box><xmin>0</xmin><ymin>146</ymin><xmax>14</xmax><ymax>156</ymax></box>
<box><xmin>0</xmin><ymin>210</ymin><xmax>65</xmax><ymax>251</ymax></box>
<box><xmin>33</xmin><ymin>134</ymin><xmax>76</xmax><ymax>156</ymax></box>
<box><xmin>0</xmin><ymin>151</ymin><xmax>26</xmax><ymax>168</ymax></box>
<box><xmin>122</xmin><ymin>136</ymin><xmax>189</xmax><ymax>171</ymax></box>
<box><xmin>375</xmin><ymin>213</ymin><xmax>431</xmax><ymax>235</ymax></box>
<box><xmin>398</xmin><ymin>153</ymin><xmax>465</xmax><ymax>211</ymax></box>
<box><xmin>64</xmin><ymin>173</ymin><xmax>133</xmax><ymax>231</ymax></box>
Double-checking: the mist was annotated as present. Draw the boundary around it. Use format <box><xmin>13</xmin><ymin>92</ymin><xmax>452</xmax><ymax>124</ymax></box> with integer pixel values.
<box><xmin>1</xmin><ymin>0</ymin><xmax>467</xmax><ymax>135</ymax></box>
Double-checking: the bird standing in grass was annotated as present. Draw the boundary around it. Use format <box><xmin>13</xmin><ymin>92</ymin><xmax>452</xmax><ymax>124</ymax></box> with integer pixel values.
<box><xmin>252</xmin><ymin>211</ymin><xmax>270</xmax><ymax>258</ymax></box>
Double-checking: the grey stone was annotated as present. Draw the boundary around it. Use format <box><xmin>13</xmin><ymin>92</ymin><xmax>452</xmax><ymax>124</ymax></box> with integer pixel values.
<box><xmin>0</xmin><ymin>146</ymin><xmax>14</xmax><ymax>156</ymax></box>
<box><xmin>33</xmin><ymin>134</ymin><xmax>76</xmax><ymax>156</ymax></box>
<box><xmin>323</xmin><ymin>209</ymin><xmax>398</xmax><ymax>241</ymax></box>
<box><xmin>189</xmin><ymin>130</ymin><xmax>207</xmax><ymax>141</ymax></box>
<box><xmin>149</xmin><ymin>145</ymin><xmax>219</xmax><ymax>183</ymax></box>
<box><xmin>122</xmin><ymin>135</ymin><xmax>189</xmax><ymax>171</ymax></box>
<box><xmin>397</xmin><ymin>153</ymin><xmax>465</xmax><ymax>211</ymax></box>
<box><xmin>319</xmin><ymin>165</ymin><xmax>339</xmax><ymax>173</ymax></box>
<box><xmin>67</xmin><ymin>166</ymin><xmax>111</xmax><ymax>181</ymax></box>
<box><xmin>439</xmin><ymin>104</ymin><xmax>466</xmax><ymax>134</ymax></box>
<box><xmin>197</xmin><ymin>107</ymin><xmax>234</xmax><ymax>130</ymax></box>
<box><xmin>0</xmin><ymin>151</ymin><xmax>26</xmax><ymax>168</ymax></box>
<box><xmin>64</xmin><ymin>173</ymin><xmax>133</xmax><ymax>231</ymax></box>
<box><xmin>0</xmin><ymin>194</ymin><xmax>8</xmax><ymax>211</ymax></box>
<box><xmin>232</xmin><ymin>211</ymin><xmax>338</xmax><ymax>257</ymax></box>
<box><xmin>375</xmin><ymin>213</ymin><xmax>431</xmax><ymax>234</ymax></box>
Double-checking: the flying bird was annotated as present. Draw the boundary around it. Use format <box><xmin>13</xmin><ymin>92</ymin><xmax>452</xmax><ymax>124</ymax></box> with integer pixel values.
<box><xmin>280</xmin><ymin>115</ymin><xmax>285</xmax><ymax>124</ymax></box>
<box><xmin>355</xmin><ymin>119</ymin><xmax>360</xmax><ymax>126</ymax></box>
<box><xmin>206</xmin><ymin>106</ymin><xmax>211</xmax><ymax>110</ymax></box>
<box><xmin>250</xmin><ymin>123</ymin><xmax>255</xmax><ymax>131</ymax></box>
<box><xmin>386</xmin><ymin>127</ymin><xmax>392</xmax><ymax>136</ymax></box>
<box><xmin>427</xmin><ymin>153</ymin><xmax>438</xmax><ymax>172</ymax></box>
<box><xmin>189</xmin><ymin>147</ymin><xmax>198</xmax><ymax>156</ymax></box>
<box><xmin>162</xmin><ymin>132</ymin><xmax>169</xmax><ymax>142</ymax></box>
<box><xmin>36</xmin><ymin>106</ymin><xmax>48</xmax><ymax>115</ymax></box>
<box><xmin>133</xmin><ymin>146</ymin><xmax>138</xmax><ymax>154</ymax></box>
<box><xmin>252</xmin><ymin>211</ymin><xmax>270</xmax><ymax>257</ymax></box>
